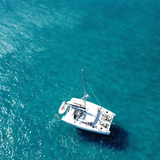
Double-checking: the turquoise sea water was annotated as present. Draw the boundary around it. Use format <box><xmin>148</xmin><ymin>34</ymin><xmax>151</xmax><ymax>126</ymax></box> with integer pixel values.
<box><xmin>1</xmin><ymin>0</ymin><xmax>160</xmax><ymax>159</ymax></box>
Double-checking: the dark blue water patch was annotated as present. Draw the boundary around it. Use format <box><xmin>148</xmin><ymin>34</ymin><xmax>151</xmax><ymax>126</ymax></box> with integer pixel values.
<box><xmin>77</xmin><ymin>124</ymin><xmax>129</xmax><ymax>151</ymax></box>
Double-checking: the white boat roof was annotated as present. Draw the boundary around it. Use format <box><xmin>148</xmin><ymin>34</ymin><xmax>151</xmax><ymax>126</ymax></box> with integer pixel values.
<box><xmin>68</xmin><ymin>98</ymin><xmax>100</xmax><ymax>122</ymax></box>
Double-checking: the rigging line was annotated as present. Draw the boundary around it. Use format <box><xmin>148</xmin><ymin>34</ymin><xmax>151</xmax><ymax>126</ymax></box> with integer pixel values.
<box><xmin>86</xmin><ymin>80</ymin><xmax>106</xmax><ymax>115</ymax></box>
<box><xmin>85</xmin><ymin>75</ymin><xmax>106</xmax><ymax>115</ymax></box>
<box><xmin>86</xmin><ymin>81</ymin><xmax>101</xmax><ymax>107</ymax></box>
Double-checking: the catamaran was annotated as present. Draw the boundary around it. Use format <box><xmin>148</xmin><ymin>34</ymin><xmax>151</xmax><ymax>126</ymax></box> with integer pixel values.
<box><xmin>58</xmin><ymin>70</ymin><xmax>116</xmax><ymax>135</ymax></box>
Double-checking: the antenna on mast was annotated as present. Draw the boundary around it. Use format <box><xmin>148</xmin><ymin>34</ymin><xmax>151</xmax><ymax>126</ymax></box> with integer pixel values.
<box><xmin>82</xmin><ymin>69</ymin><xmax>86</xmax><ymax>109</ymax></box>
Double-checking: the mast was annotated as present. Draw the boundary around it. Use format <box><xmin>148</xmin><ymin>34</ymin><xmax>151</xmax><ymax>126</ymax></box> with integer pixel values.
<box><xmin>82</xmin><ymin>69</ymin><xmax>86</xmax><ymax>108</ymax></box>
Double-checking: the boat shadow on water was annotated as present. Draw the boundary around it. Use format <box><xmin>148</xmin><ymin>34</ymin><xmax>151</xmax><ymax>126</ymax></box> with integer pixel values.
<box><xmin>77</xmin><ymin>124</ymin><xmax>129</xmax><ymax>150</ymax></box>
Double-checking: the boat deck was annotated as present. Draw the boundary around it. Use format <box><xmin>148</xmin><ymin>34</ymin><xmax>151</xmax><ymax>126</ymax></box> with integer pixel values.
<box><xmin>61</xmin><ymin>98</ymin><xmax>115</xmax><ymax>135</ymax></box>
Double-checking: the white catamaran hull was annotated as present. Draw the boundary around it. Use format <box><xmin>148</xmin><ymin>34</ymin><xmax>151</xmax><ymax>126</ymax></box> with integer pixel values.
<box><xmin>62</xmin><ymin>117</ymin><xmax>111</xmax><ymax>135</ymax></box>
<box><xmin>58</xmin><ymin>70</ymin><xmax>116</xmax><ymax>135</ymax></box>
<box><xmin>61</xmin><ymin>98</ymin><xmax>115</xmax><ymax>135</ymax></box>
